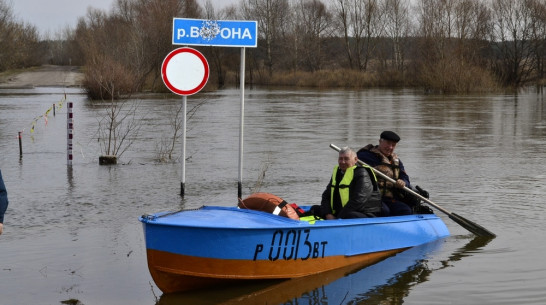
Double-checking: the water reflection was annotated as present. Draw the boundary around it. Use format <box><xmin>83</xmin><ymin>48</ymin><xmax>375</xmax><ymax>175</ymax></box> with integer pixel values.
<box><xmin>157</xmin><ymin>235</ymin><xmax>493</xmax><ymax>305</ymax></box>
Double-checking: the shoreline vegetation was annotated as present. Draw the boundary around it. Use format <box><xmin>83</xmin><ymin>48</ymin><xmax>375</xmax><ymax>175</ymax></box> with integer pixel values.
<box><xmin>1</xmin><ymin>0</ymin><xmax>546</xmax><ymax>97</ymax></box>
<box><xmin>0</xmin><ymin>65</ymin><xmax>501</xmax><ymax>94</ymax></box>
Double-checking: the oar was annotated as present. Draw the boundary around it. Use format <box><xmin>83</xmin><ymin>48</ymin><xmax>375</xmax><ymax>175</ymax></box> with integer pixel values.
<box><xmin>330</xmin><ymin>144</ymin><xmax>496</xmax><ymax>237</ymax></box>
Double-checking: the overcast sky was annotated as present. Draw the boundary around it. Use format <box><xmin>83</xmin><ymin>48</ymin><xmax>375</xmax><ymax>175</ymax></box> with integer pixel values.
<box><xmin>12</xmin><ymin>0</ymin><xmax>239</xmax><ymax>37</ymax></box>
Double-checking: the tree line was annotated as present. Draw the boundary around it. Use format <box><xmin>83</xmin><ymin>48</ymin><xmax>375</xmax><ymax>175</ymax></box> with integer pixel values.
<box><xmin>1</xmin><ymin>0</ymin><xmax>546</xmax><ymax>97</ymax></box>
<box><xmin>0</xmin><ymin>1</ymin><xmax>43</xmax><ymax>71</ymax></box>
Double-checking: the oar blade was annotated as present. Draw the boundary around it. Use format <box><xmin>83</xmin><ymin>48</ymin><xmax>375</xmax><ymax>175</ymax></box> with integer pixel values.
<box><xmin>449</xmin><ymin>213</ymin><xmax>496</xmax><ymax>237</ymax></box>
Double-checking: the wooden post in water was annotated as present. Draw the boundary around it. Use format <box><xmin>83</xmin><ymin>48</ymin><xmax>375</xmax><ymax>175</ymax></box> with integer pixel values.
<box><xmin>18</xmin><ymin>131</ymin><xmax>22</xmax><ymax>159</ymax></box>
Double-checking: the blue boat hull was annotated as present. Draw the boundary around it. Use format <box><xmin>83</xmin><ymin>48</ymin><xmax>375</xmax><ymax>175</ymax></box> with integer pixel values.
<box><xmin>140</xmin><ymin>206</ymin><xmax>449</xmax><ymax>293</ymax></box>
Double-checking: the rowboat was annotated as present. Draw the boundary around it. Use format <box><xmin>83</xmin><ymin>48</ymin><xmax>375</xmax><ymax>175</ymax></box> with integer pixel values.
<box><xmin>139</xmin><ymin>195</ymin><xmax>450</xmax><ymax>294</ymax></box>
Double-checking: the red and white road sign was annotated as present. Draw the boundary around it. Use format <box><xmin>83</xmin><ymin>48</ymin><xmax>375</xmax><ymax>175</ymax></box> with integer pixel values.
<box><xmin>161</xmin><ymin>47</ymin><xmax>209</xmax><ymax>96</ymax></box>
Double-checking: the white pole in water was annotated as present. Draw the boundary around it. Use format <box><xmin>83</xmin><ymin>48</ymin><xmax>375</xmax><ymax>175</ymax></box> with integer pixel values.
<box><xmin>67</xmin><ymin>102</ymin><xmax>73</xmax><ymax>166</ymax></box>
<box><xmin>238</xmin><ymin>47</ymin><xmax>246</xmax><ymax>199</ymax></box>
<box><xmin>181</xmin><ymin>95</ymin><xmax>187</xmax><ymax>197</ymax></box>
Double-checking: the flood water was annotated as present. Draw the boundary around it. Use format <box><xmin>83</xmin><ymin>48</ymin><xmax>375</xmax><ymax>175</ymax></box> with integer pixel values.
<box><xmin>0</xmin><ymin>85</ymin><xmax>545</xmax><ymax>305</ymax></box>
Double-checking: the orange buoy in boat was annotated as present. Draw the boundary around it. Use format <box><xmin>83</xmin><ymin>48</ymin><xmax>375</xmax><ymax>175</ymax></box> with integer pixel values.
<box><xmin>239</xmin><ymin>192</ymin><xmax>300</xmax><ymax>220</ymax></box>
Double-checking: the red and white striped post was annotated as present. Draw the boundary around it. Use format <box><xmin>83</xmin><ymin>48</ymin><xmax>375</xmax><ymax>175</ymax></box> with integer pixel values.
<box><xmin>67</xmin><ymin>102</ymin><xmax>73</xmax><ymax>165</ymax></box>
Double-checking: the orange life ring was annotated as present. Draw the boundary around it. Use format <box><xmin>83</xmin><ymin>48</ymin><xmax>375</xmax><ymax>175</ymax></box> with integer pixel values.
<box><xmin>239</xmin><ymin>192</ymin><xmax>300</xmax><ymax>220</ymax></box>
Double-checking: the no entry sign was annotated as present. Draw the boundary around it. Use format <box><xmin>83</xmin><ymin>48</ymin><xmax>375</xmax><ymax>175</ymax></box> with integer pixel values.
<box><xmin>161</xmin><ymin>47</ymin><xmax>209</xmax><ymax>96</ymax></box>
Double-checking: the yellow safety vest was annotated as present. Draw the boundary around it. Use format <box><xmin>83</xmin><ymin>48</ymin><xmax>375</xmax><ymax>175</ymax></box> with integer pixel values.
<box><xmin>330</xmin><ymin>165</ymin><xmax>356</xmax><ymax>213</ymax></box>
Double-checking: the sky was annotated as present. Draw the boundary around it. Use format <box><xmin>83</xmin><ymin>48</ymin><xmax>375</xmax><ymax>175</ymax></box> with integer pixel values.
<box><xmin>11</xmin><ymin>0</ymin><xmax>239</xmax><ymax>38</ymax></box>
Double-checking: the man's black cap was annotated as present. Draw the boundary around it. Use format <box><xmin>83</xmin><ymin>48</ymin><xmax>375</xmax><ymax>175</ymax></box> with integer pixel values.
<box><xmin>380</xmin><ymin>131</ymin><xmax>400</xmax><ymax>142</ymax></box>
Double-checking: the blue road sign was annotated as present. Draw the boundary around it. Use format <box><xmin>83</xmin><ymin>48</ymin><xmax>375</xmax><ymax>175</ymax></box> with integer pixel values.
<box><xmin>172</xmin><ymin>18</ymin><xmax>257</xmax><ymax>48</ymax></box>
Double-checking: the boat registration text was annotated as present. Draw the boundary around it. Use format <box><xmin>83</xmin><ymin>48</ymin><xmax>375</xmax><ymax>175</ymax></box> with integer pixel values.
<box><xmin>253</xmin><ymin>229</ymin><xmax>328</xmax><ymax>261</ymax></box>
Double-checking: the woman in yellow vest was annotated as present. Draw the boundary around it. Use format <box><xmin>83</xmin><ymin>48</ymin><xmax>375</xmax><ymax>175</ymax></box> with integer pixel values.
<box><xmin>319</xmin><ymin>147</ymin><xmax>382</xmax><ymax>219</ymax></box>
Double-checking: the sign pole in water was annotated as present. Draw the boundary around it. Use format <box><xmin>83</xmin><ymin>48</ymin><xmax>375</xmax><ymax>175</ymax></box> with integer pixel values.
<box><xmin>161</xmin><ymin>47</ymin><xmax>209</xmax><ymax>197</ymax></box>
<box><xmin>181</xmin><ymin>95</ymin><xmax>187</xmax><ymax>197</ymax></box>
<box><xmin>169</xmin><ymin>18</ymin><xmax>257</xmax><ymax>199</ymax></box>
<box><xmin>171</xmin><ymin>18</ymin><xmax>257</xmax><ymax>200</ymax></box>
<box><xmin>238</xmin><ymin>47</ymin><xmax>246</xmax><ymax>199</ymax></box>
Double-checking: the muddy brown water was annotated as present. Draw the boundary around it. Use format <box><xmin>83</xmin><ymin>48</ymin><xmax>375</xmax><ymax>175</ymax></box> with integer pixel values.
<box><xmin>1</xmin><ymin>87</ymin><xmax>545</xmax><ymax>304</ymax></box>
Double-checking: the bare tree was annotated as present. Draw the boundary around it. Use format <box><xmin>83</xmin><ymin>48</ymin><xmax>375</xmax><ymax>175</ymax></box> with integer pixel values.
<box><xmin>155</xmin><ymin>99</ymin><xmax>207</xmax><ymax>162</ymax></box>
<box><xmin>343</xmin><ymin>0</ymin><xmax>384</xmax><ymax>71</ymax></box>
<box><xmin>382</xmin><ymin>0</ymin><xmax>411</xmax><ymax>71</ymax></box>
<box><xmin>360</xmin><ymin>0</ymin><xmax>384</xmax><ymax>71</ymax></box>
<box><xmin>76</xmin><ymin>0</ymin><xmax>204</xmax><ymax>98</ymax></box>
<box><xmin>452</xmin><ymin>0</ymin><xmax>492</xmax><ymax>62</ymax></box>
<box><xmin>242</xmin><ymin>0</ymin><xmax>290</xmax><ymax>76</ymax></box>
<box><xmin>0</xmin><ymin>0</ymin><xmax>43</xmax><ymax>71</ymax></box>
<box><xmin>0</xmin><ymin>0</ymin><xmax>17</xmax><ymax>71</ymax></box>
<box><xmin>415</xmin><ymin>0</ymin><xmax>457</xmax><ymax>63</ymax></box>
<box><xmin>413</xmin><ymin>0</ymin><xmax>498</xmax><ymax>92</ymax></box>
<box><xmin>331</xmin><ymin>0</ymin><xmax>355</xmax><ymax>68</ymax></box>
<box><xmin>491</xmin><ymin>0</ymin><xmax>536</xmax><ymax>87</ymax></box>
<box><xmin>156</xmin><ymin>103</ymin><xmax>184</xmax><ymax>163</ymax></box>
<box><xmin>97</xmin><ymin>82</ymin><xmax>142</xmax><ymax>163</ymax></box>
<box><xmin>294</xmin><ymin>0</ymin><xmax>332</xmax><ymax>71</ymax></box>
<box><xmin>527</xmin><ymin>0</ymin><xmax>546</xmax><ymax>87</ymax></box>
<box><xmin>129</xmin><ymin>0</ymin><xmax>202</xmax><ymax>91</ymax></box>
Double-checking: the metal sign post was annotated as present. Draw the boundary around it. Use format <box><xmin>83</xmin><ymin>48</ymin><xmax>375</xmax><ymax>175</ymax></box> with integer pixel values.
<box><xmin>170</xmin><ymin>18</ymin><xmax>258</xmax><ymax>199</ymax></box>
<box><xmin>238</xmin><ymin>47</ymin><xmax>246</xmax><ymax>199</ymax></box>
<box><xmin>161</xmin><ymin>47</ymin><xmax>210</xmax><ymax>197</ymax></box>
